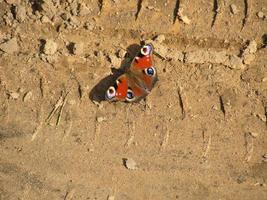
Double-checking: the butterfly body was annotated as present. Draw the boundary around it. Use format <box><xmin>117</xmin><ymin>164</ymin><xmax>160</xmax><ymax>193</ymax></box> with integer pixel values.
<box><xmin>106</xmin><ymin>44</ymin><xmax>157</xmax><ymax>102</ymax></box>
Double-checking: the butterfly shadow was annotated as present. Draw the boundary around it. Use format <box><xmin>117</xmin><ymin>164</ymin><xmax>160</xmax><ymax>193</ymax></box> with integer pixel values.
<box><xmin>89</xmin><ymin>43</ymin><xmax>141</xmax><ymax>103</ymax></box>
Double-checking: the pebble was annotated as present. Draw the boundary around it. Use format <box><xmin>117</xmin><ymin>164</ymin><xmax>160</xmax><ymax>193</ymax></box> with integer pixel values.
<box><xmin>96</xmin><ymin>116</ymin><xmax>106</xmax><ymax>123</ymax></box>
<box><xmin>23</xmin><ymin>91</ymin><xmax>33</xmax><ymax>102</ymax></box>
<box><xmin>243</xmin><ymin>40</ymin><xmax>257</xmax><ymax>55</ymax></box>
<box><xmin>227</xmin><ymin>55</ymin><xmax>245</xmax><ymax>69</ymax></box>
<box><xmin>15</xmin><ymin>5</ymin><xmax>26</xmax><ymax>22</ymax></box>
<box><xmin>257</xmin><ymin>11</ymin><xmax>264</xmax><ymax>19</ymax></box>
<box><xmin>43</xmin><ymin>39</ymin><xmax>58</xmax><ymax>55</ymax></box>
<box><xmin>124</xmin><ymin>158</ymin><xmax>137</xmax><ymax>170</ymax></box>
<box><xmin>108</xmin><ymin>54</ymin><xmax>121</xmax><ymax>67</ymax></box>
<box><xmin>117</xmin><ymin>49</ymin><xmax>126</xmax><ymax>58</ymax></box>
<box><xmin>178</xmin><ymin>9</ymin><xmax>191</xmax><ymax>24</ymax></box>
<box><xmin>78</xmin><ymin>3</ymin><xmax>91</xmax><ymax>16</ymax></box>
<box><xmin>84</xmin><ymin>22</ymin><xmax>95</xmax><ymax>31</ymax></box>
<box><xmin>107</xmin><ymin>195</ymin><xmax>115</xmax><ymax>200</ymax></box>
<box><xmin>154</xmin><ymin>34</ymin><xmax>166</xmax><ymax>43</ymax></box>
<box><xmin>243</xmin><ymin>54</ymin><xmax>255</xmax><ymax>65</ymax></box>
<box><xmin>41</xmin><ymin>15</ymin><xmax>51</xmax><ymax>23</ymax></box>
<box><xmin>230</xmin><ymin>4</ymin><xmax>238</xmax><ymax>14</ymax></box>
<box><xmin>73</xmin><ymin>42</ymin><xmax>84</xmax><ymax>55</ymax></box>
<box><xmin>249</xmin><ymin>131</ymin><xmax>259</xmax><ymax>138</ymax></box>
<box><xmin>0</xmin><ymin>38</ymin><xmax>19</xmax><ymax>54</ymax></box>
<box><xmin>242</xmin><ymin>40</ymin><xmax>257</xmax><ymax>65</ymax></box>
<box><xmin>9</xmin><ymin>92</ymin><xmax>20</xmax><ymax>100</ymax></box>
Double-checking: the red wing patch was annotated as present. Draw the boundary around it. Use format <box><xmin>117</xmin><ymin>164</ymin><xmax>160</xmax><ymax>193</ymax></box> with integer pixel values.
<box><xmin>132</xmin><ymin>55</ymin><xmax>153</xmax><ymax>70</ymax></box>
<box><xmin>115</xmin><ymin>76</ymin><xmax>128</xmax><ymax>100</ymax></box>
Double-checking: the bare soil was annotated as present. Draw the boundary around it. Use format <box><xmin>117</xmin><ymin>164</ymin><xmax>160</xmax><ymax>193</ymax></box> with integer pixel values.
<box><xmin>0</xmin><ymin>0</ymin><xmax>267</xmax><ymax>199</ymax></box>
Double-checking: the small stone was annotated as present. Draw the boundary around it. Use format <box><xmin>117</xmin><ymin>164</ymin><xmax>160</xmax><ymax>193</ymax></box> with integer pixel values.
<box><xmin>9</xmin><ymin>92</ymin><xmax>20</xmax><ymax>100</ymax></box>
<box><xmin>178</xmin><ymin>9</ymin><xmax>191</xmax><ymax>24</ymax></box>
<box><xmin>117</xmin><ymin>49</ymin><xmax>126</xmax><ymax>58</ymax></box>
<box><xmin>43</xmin><ymin>39</ymin><xmax>58</xmax><ymax>55</ymax></box>
<box><xmin>0</xmin><ymin>38</ymin><xmax>19</xmax><ymax>54</ymax></box>
<box><xmin>230</xmin><ymin>4</ymin><xmax>238</xmax><ymax>14</ymax></box>
<box><xmin>73</xmin><ymin>42</ymin><xmax>84</xmax><ymax>55</ymax></box>
<box><xmin>263</xmin><ymin>154</ymin><xmax>267</xmax><ymax>162</ymax></box>
<box><xmin>108</xmin><ymin>54</ymin><xmax>121</xmax><ymax>67</ymax></box>
<box><xmin>249</xmin><ymin>131</ymin><xmax>259</xmax><ymax>138</ymax></box>
<box><xmin>257</xmin><ymin>11</ymin><xmax>264</xmax><ymax>19</ymax></box>
<box><xmin>107</xmin><ymin>195</ymin><xmax>115</xmax><ymax>200</ymax></box>
<box><xmin>96</xmin><ymin>116</ymin><xmax>106</xmax><ymax>123</ymax></box>
<box><xmin>124</xmin><ymin>158</ymin><xmax>137</xmax><ymax>170</ymax></box>
<box><xmin>227</xmin><ymin>55</ymin><xmax>245</xmax><ymax>69</ymax></box>
<box><xmin>23</xmin><ymin>91</ymin><xmax>33</xmax><ymax>102</ymax></box>
<box><xmin>243</xmin><ymin>54</ymin><xmax>255</xmax><ymax>65</ymax></box>
<box><xmin>15</xmin><ymin>6</ymin><xmax>26</xmax><ymax>22</ymax></box>
<box><xmin>154</xmin><ymin>34</ymin><xmax>165</xmax><ymax>43</ymax></box>
<box><xmin>243</xmin><ymin>40</ymin><xmax>257</xmax><ymax>55</ymax></box>
<box><xmin>78</xmin><ymin>3</ymin><xmax>91</xmax><ymax>16</ymax></box>
<box><xmin>41</xmin><ymin>15</ymin><xmax>51</xmax><ymax>23</ymax></box>
<box><xmin>84</xmin><ymin>22</ymin><xmax>94</xmax><ymax>31</ymax></box>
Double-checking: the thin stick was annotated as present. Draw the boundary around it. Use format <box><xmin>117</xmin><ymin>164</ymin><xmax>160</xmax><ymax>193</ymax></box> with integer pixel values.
<box><xmin>161</xmin><ymin>129</ymin><xmax>170</xmax><ymax>150</ymax></box>
<box><xmin>46</xmin><ymin>95</ymin><xmax>63</xmax><ymax>123</ymax></box>
<box><xmin>245</xmin><ymin>132</ymin><xmax>254</xmax><ymax>162</ymax></box>
<box><xmin>202</xmin><ymin>131</ymin><xmax>212</xmax><ymax>158</ymax></box>
<box><xmin>56</xmin><ymin>92</ymin><xmax>69</xmax><ymax>126</ymax></box>
<box><xmin>178</xmin><ymin>86</ymin><xmax>186</xmax><ymax>120</ymax></box>
<box><xmin>31</xmin><ymin>106</ymin><xmax>43</xmax><ymax>141</ymax></box>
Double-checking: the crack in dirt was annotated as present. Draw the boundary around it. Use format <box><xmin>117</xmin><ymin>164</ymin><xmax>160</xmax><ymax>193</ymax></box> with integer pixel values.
<box><xmin>242</xmin><ymin>0</ymin><xmax>251</xmax><ymax>30</ymax></box>
<box><xmin>211</xmin><ymin>0</ymin><xmax>219</xmax><ymax>27</ymax></box>
<box><xmin>173</xmin><ymin>0</ymin><xmax>180</xmax><ymax>24</ymax></box>
<box><xmin>135</xmin><ymin>0</ymin><xmax>143</xmax><ymax>20</ymax></box>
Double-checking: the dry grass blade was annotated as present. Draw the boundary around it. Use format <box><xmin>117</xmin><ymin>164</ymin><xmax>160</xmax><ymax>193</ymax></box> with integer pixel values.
<box><xmin>56</xmin><ymin>92</ymin><xmax>69</xmax><ymax>126</ymax></box>
<box><xmin>202</xmin><ymin>130</ymin><xmax>212</xmax><ymax>158</ymax></box>
<box><xmin>245</xmin><ymin>132</ymin><xmax>254</xmax><ymax>162</ymax></box>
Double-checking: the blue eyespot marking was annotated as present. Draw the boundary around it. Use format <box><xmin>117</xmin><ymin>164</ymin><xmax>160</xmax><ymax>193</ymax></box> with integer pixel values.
<box><xmin>144</xmin><ymin>67</ymin><xmax>155</xmax><ymax>76</ymax></box>
<box><xmin>127</xmin><ymin>90</ymin><xmax>134</xmax><ymax>99</ymax></box>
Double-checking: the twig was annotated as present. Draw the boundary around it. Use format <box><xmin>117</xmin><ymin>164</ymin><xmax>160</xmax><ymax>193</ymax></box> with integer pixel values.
<box><xmin>125</xmin><ymin>121</ymin><xmax>135</xmax><ymax>148</ymax></box>
<box><xmin>31</xmin><ymin>106</ymin><xmax>43</xmax><ymax>141</ymax></box>
<box><xmin>177</xmin><ymin>86</ymin><xmax>186</xmax><ymax>120</ymax></box>
<box><xmin>46</xmin><ymin>95</ymin><xmax>64</xmax><ymax>123</ymax></box>
<box><xmin>219</xmin><ymin>95</ymin><xmax>226</xmax><ymax>117</ymax></box>
<box><xmin>56</xmin><ymin>92</ymin><xmax>69</xmax><ymax>126</ymax></box>
<box><xmin>202</xmin><ymin>130</ymin><xmax>212</xmax><ymax>158</ymax></box>
<box><xmin>245</xmin><ymin>132</ymin><xmax>254</xmax><ymax>162</ymax></box>
<box><xmin>161</xmin><ymin>129</ymin><xmax>170</xmax><ymax>150</ymax></box>
<box><xmin>64</xmin><ymin>188</ymin><xmax>76</xmax><ymax>200</ymax></box>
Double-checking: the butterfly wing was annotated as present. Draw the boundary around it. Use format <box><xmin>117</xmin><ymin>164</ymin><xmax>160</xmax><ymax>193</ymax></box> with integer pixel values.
<box><xmin>129</xmin><ymin>44</ymin><xmax>158</xmax><ymax>91</ymax></box>
<box><xmin>105</xmin><ymin>44</ymin><xmax>157</xmax><ymax>102</ymax></box>
<box><xmin>105</xmin><ymin>74</ymin><xmax>148</xmax><ymax>102</ymax></box>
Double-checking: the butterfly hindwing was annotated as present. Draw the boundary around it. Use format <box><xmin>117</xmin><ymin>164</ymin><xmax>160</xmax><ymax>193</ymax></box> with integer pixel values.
<box><xmin>105</xmin><ymin>44</ymin><xmax>157</xmax><ymax>102</ymax></box>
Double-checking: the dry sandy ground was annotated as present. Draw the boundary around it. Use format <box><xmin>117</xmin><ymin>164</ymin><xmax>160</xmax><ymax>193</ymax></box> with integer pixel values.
<box><xmin>0</xmin><ymin>0</ymin><xmax>267</xmax><ymax>199</ymax></box>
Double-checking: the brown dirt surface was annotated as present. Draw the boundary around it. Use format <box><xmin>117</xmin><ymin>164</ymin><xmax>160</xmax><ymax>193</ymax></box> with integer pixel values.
<box><xmin>0</xmin><ymin>0</ymin><xmax>267</xmax><ymax>199</ymax></box>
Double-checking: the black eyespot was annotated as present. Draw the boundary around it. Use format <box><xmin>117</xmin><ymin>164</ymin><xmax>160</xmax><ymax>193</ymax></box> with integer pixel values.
<box><xmin>140</xmin><ymin>45</ymin><xmax>152</xmax><ymax>56</ymax></box>
<box><xmin>106</xmin><ymin>86</ymin><xmax>116</xmax><ymax>100</ymax></box>
<box><xmin>127</xmin><ymin>90</ymin><xmax>134</xmax><ymax>99</ymax></box>
<box><xmin>144</xmin><ymin>67</ymin><xmax>156</xmax><ymax>76</ymax></box>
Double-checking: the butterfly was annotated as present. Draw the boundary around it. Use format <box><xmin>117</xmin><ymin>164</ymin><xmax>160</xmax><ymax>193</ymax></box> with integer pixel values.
<box><xmin>105</xmin><ymin>44</ymin><xmax>158</xmax><ymax>102</ymax></box>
